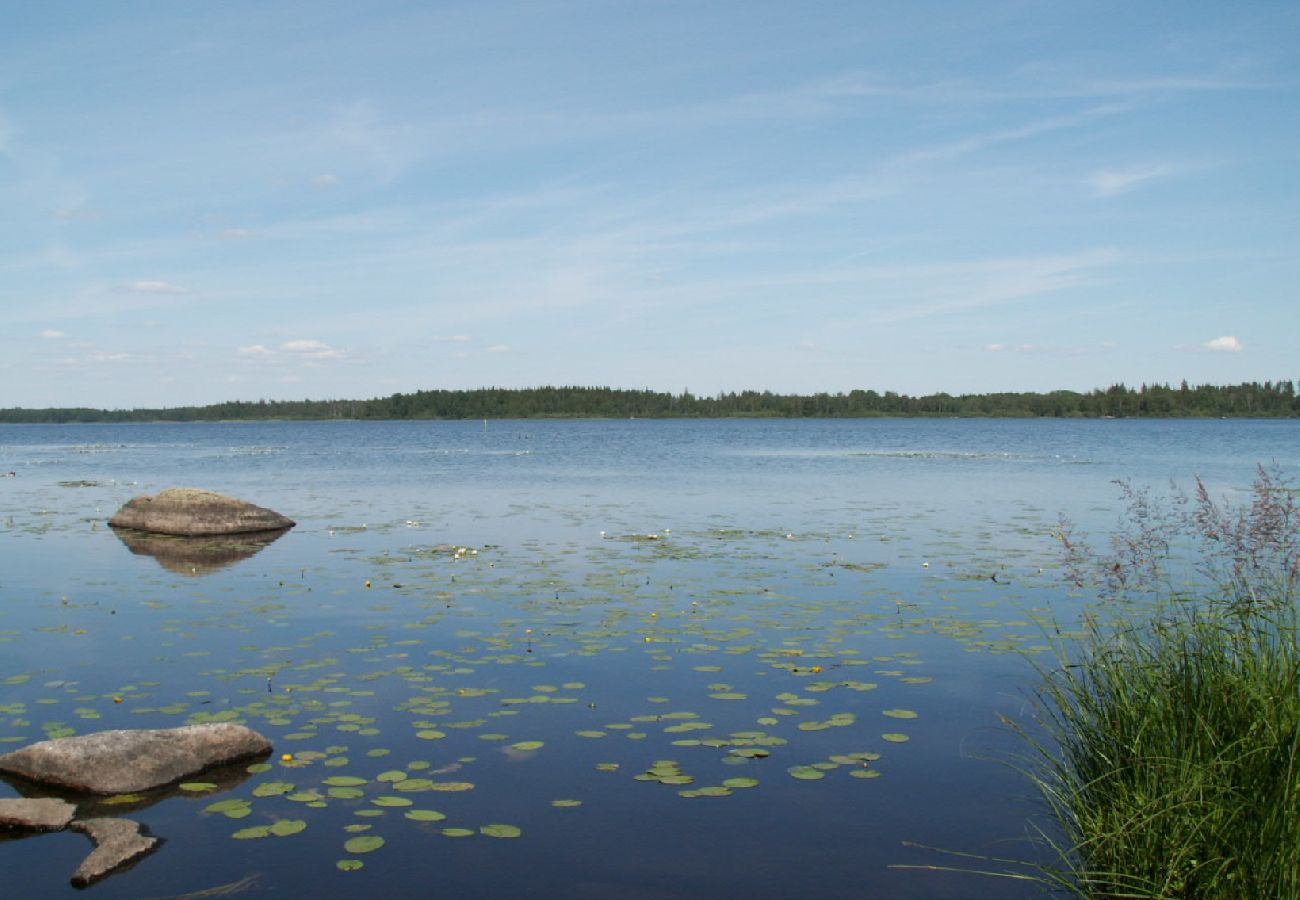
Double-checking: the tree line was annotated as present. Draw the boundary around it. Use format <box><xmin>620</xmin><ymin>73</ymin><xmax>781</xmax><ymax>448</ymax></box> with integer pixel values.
<box><xmin>2</xmin><ymin>380</ymin><xmax>1296</xmax><ymax>423</ymax></box>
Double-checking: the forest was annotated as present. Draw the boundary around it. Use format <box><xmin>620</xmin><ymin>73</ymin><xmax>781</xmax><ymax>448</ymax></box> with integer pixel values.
<box><xmin>2</xmin><ymin>380</ymin><xmax>1296</xmax><ymax>423</ymax></box>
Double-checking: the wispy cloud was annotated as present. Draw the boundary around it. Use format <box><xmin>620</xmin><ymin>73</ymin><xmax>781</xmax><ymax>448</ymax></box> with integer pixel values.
<box><xmin>1204</xmin><ymin>335</ymin><xmax>1243</xmax><ymax>352</ymax></box>
<box><xmin>237</xmin><ymin>344</ymin><xmax>273</xmax><ymax>357</ymax></box>
<box><xmin>1087</xmin><ymin>163</ymin><xmax>1178</xmax><ymax>197</ymax></box>
<box><xmin>281</xmin><ymin>338</ymin><xmax>348</xmax><ymax>360</ymax></box>
<box><xmin>118</xmin><ymin>279</ymin><xmax>189</xmax><ymax>294</ymax></box>
<box><xmin>39</xmin><ymin>329</ymin><xmax>66</xmax><ymax>339</ymax></box>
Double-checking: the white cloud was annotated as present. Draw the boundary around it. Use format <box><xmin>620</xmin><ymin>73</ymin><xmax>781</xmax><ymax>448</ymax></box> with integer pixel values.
<box><xmin>119</xmin><ymin>279</ymin><xmax>188</xmax><ymax>294</ymax></box>
<box><xmin>1087</xmin><ymin>163</ymin><xmax>1175</xmax><ymax>198</ymax></box>
<box><xmin>313</xmin><ymin>174</ymin><xmax>341</xmax><ymax>187</ymax></box>
<box><xmin>985</xmin><ymin>343</ymin><xmax>1006</xmax><ymax>352</ymax></box>
<box><xmin>486</xmin><ymin>344</ymin><xmax>510</xmax><ymax>353</ymax></box>
<box><xmin>238</xmin><ymin>344</ymin><xmax>273</xmax><ymax>357</ymax></box>
<box><xmin>219</xmin><ymin>228</ymin><xmax>255</xmax><ymax>239</ymax></box>
<box><xmin>281</xmin><ymin>338</ymin><xmax>347</xmax><ymax>360</ymax></box>
<box><xmin>1204</xmin><ymin>335</ymin><xmax>1243</xmax><ymax>352</ymax></box>
<box><xmin>39</xmin><ymin>329</ymin><xmax>66</xmax><ymax>339</ymax></box>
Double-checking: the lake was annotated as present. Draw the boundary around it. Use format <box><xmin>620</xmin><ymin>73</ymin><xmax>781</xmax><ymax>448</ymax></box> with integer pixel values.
<box><xmin>1</xmin><ymin>418</ymin><xmax>1296</xmax><ymax>898</ymax></box>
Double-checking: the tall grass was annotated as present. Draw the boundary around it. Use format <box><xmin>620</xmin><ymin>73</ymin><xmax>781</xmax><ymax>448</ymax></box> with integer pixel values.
<box><xmin>1022</xmin><ymin>466</ymin><xmax>1300</xmax><ymax>898</ymax></box>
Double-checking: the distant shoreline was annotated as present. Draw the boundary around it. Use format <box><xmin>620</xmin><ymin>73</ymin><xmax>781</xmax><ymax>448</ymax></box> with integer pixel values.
<box><xmin>2</xmin><ymin>381</ymin><xmax>1296</xmax><ymax>423</ymax></box>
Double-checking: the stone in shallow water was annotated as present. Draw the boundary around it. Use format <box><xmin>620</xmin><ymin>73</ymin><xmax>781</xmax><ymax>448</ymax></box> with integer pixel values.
<box><xmin>69</xmin><ymin>818</ymin><xmax>160</xmax><ymax>887</ymax></box>
<box><xmin>0</xmin><ymin>797</ymin><xmax>76</xmax><ymax>832</ymax></box>
<box><xmin>108</xmin><ymin>487</ymin><xmax>294</xmax><ymax>536</ymax></box>
<box><xmin>0</xmin><ymin>724</ymin><xmax>272</xmax><ymax>794</ymax></box>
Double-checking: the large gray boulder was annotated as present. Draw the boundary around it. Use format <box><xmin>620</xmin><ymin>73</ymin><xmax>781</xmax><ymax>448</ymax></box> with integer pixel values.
<box><xmin>108</xmin><ymin>488</ymin><xmax>294</xmax><ymax>536</ymax></box>
<box><xmin>0</xmin><ymin>724</ymin><xmax>272</xmax><ymax>794</ymax></box>
<box><xmin>70</xmin><ymin>818</ymin><xmax>160</xmax><ymax>887</ymax></box>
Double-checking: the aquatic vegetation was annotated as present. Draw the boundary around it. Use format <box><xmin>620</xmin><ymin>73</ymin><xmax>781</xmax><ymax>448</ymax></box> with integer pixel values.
<box><xmin>1020</xmin><ymin>467</ymin><xmax>1300</xmax><ymax>898</ymax></box>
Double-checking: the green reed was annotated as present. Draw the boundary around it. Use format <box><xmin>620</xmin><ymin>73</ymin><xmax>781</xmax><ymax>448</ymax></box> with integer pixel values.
<box><xmin>1022</xmin><ymin>466</ymin><xmax>1299</xmax><ymax>898</ymax></box>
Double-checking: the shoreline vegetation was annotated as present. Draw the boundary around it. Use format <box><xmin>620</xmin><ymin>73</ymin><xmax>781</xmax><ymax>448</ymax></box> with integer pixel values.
<box><xmin>2</xmin><ymin>380</ymin><xmax>1297</xmax><ymax>424</ymax></box>
<box><xmin>1018</xmin><ymin>466</ymin><xmax>1299</xmax><ymax>897</ymax></box>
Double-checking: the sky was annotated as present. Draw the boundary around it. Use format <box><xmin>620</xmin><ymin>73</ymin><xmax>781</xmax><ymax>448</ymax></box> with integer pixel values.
<box><xmin>1</xmin><ymin>1</ymin><xmax>1297</xmax><ymax>409</ymax></box>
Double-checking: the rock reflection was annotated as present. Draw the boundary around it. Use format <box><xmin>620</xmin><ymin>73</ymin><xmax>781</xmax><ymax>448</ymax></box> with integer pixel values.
<box><xmin>110</xmin><ymin>527</ymin><xmax>290</xmax><ymax>576</ymax></box>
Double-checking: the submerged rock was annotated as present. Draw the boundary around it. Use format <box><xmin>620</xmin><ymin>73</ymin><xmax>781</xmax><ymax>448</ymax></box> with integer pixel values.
<box><xmin>108</xmin><ymin>488</ymin><xmax>294</xmax><ymax>537</ymax></box>
<box><xmin>70</xmin><ymin>818</ymin><xmax>160</xmax><ymax>887</ymax></box>
<box><xmin>0</xmin><ymin>724</ymin><xmax>272</xmax><ymax>795</ymax></box>
<box><xmin>0</xmin><ymin>797</ymin><xmax>76</xmax><ymax>832</ymax></box>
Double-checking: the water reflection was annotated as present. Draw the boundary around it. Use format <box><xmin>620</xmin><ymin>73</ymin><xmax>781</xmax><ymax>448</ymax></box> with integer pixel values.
<box><xmin>109</xmin><ymin>527</ymin><xmax>290</xmax><ymax>576</ymax></box>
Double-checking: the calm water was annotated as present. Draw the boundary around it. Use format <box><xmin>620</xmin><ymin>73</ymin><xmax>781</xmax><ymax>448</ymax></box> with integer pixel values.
<box><xmin>1</xmin><ymin>418</ymin><xmax>1296</xmax><ymax>898</ymax></box>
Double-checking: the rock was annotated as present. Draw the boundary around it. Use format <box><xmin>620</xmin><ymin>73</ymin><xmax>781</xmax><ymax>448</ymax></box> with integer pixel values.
<box><xmin>0</xmin><ymin>797</ymin><xmax>76</xmax><ymax>832</ymax></box>
<box><xmin>108</xmin><ymin>488</ymin><xmax>294</xmax><ymax>536</ymax></box>
<box><xmin>70</xmin><ymin>818</ymin><xmax>160</xmax><ymax>887</ymax></box>
<box><xmin>0</xmin><ymin>724</ymin><xmax>272</xmax><ymax>794</ymax></box>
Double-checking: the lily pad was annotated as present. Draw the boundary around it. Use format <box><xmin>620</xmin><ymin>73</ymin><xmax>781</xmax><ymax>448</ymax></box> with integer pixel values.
<box><xmin>253</xmin><ymin>781</ymin><xmax>295</xmax><ymax>798</ymax></box>
<box><xmin>404</xmin><ymin>809</ymin><xmax>447</xmax><ymax>822</ymax></box>
<box><xmin>269</xmin><ymin>818</ymin><xmax>308</xmax><ymax>836</ymax></box>
<box><xmin>787</xmin><ymin>765</ymin><xmax>825</xmax><ymax>780</ymax></box>
<box><xmin>232</xmin><ymin>825</ymin><xmax>271</xmax><ymax>840</ymax></box>
<box><xmin>343</xmin><ymin>835</ymin><xmax>385</xmax><ymax>854</ymax></box>
<box><xmin>480</xmin><ymin>823</ymin><xmax>522</xmax><ymax>838</ymax></box>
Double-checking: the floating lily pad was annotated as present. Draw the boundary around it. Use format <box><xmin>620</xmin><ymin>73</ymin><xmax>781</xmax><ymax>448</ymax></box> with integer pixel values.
<box><xmin>428</xmin><ymin>781</ymin><xmax>474</xmax><ymax>792</ymax></box>
<box><xmin>179</xmin><ymin>782</ymin><xmax>217</xmax><ymax>792</ymax></box>
<box><xmin>480</xmin><ymin>823</ymin><xmax>522</xmax><ymax>838</ymax></box>
<box><xmin>882</xmin><ymin>733</ymin><xmax>910</xmax><ymax>742</ymax></box>
<box><xmin>269</xmin><ymin>818</ymin><xmax>307</xmax><ymax>836</ymax></box>
<box><xmin>253</xmin><ymin>781</ymin><xmax>295</xmax><ymax>798</ymax></box>
<box><xmin>404</xmin><ymin>809</ymin><xmax>447</xmax><ymax>822</ymax></box>
<box><xmin>232</xmin><ymin>825</ymin><xmax>271</xmax><ymax>840</ymax></box>
<box><xmin>336</xmin><ymin>860</ymin><xmax>363</xmax><ymax>872</ymax></box>
<box><xmin>343</xmin><ymin>835</ymin><xmax>385</xmax><ymax>854</ymax></box>
<box><xmin>882</xmin><ymin>709</ymin><xmax>918</xmax><ymax>719</ymax></box>
<box><xmin>787</xmin><ymin>766</ymin><xmax>825</xmax><ymax>780</ymax></box>
<box><xmin>441</xmin><ymin>827</ymin><xmax>475</xmax><ymax>838</ymax></box>
<box><xmin>205</xmin><ymin>798</ymin><xmax>253</xmax><ymax>819</ymax></box>
<box><xmin>551</xmin><ymin>799</ymin><xmax>582</xmax><ymax>807</ymax></box>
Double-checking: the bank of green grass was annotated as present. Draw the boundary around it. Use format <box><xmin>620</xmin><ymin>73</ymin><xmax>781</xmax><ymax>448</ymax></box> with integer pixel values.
<box><xmin>1027</xmin><ymin>607</ymin><xmax>1299</xmax><ymax>898</ymax></box>
<box><xmin>1025</xmin><ymin>467</ymin><xmax>1299</xmax><ymax>898</ymax></box>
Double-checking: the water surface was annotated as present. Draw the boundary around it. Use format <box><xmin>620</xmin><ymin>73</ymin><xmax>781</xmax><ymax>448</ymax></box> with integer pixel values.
<box><xmin>1</xmin><ymin>418</ymin><xmax>1294</xmax><ymax>898</ymax></box>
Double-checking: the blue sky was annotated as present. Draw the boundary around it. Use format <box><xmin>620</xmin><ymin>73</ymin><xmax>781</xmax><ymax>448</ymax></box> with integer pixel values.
<box><xmin>1</xmin><ymin>1</ymin><xmax>1296</xmax><ymax>408</ymax></box>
